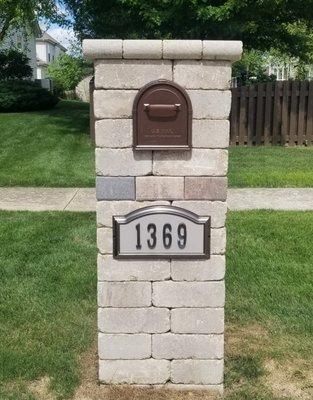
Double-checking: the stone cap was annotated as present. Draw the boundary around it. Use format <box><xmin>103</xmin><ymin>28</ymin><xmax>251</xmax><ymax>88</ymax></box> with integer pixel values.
<box><xmin>83</xmin><ymin>39</ymin><xmax>242</xmax><ymax>62</ymax></box>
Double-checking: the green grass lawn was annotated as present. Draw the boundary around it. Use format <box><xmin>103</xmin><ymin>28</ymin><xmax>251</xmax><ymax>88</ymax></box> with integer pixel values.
<box><xmin>0</xmin><ymin>211</ymin><xmax>312</xmax><ymax>400</ymax></box>
<box><xmin>0</xmin><ymin>100</ymin><xmax>94</xmax><ymax>187</ymax></box>
<box><xmin>229</xmin><ymin>146</ymin><xmax>313</xmax><ymax>188</ymax></box>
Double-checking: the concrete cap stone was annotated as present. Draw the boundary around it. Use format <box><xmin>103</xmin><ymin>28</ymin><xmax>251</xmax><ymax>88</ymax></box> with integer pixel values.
<box><xmin>83</xmin><ymin>39</ymin><xmax>242</xmax><ymax>61</ymax></box>
<box><xmin>123</xmin><ymin>40</ymin><xmax>162</xmax><ymax>59</ymax></box>
<box><xmin>83</xmin><ymin>39</ymin><xmax>122</xmax><ymax>59</ymax></box>
<box><xmin>203</xmin><ymin>40</ymin><xmax>243</xmax><ymax>61</ymax></box>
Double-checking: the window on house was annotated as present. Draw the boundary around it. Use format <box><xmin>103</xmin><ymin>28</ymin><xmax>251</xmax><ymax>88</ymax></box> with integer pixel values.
<box><xmin>48</xmin><ymin>53</ymin><xmax>51</xmax><ymax>62</ymax></box>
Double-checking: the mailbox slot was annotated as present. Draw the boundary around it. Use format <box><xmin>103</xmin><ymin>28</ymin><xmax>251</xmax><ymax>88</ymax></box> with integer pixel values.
<box><xmin>133</xmin><ymin>80</ymin><xmax>192</xmax><ymax>150</ymax></box>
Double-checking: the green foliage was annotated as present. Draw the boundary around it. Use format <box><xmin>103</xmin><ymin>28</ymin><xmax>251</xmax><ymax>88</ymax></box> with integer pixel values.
<box><xmin>0</xmin><ymin>80</ymin><xmax>58</xmax><ymax>112</ymax></box>
<box><xmin>0</xmin><ymin>1</ymin><xmax>66</xmax><ymax>42</ymax></box>
<box><xmin>47</xmin><ymin>53</ymin><xmax>87</xmax><ymax>92</ymax></box>
<box><xmin>64</xmin><ymin>0</ymin><xmax>313</xmax><ymax>61</ymax></box>
<box><xmin>0</xmin><ymin>49</ymin><xmax>32</xmax><ymax>80</ymax></box>
<box><xmin>232</xmin><ymin>49</ymin><xmax>276</xmax><ymax>85</ymax></box>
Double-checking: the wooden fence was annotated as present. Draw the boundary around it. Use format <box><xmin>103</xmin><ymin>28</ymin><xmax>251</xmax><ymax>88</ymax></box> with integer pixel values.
<box><xmin>230</xmin><ymin>81</ymin><xmax>313</xmax><ymax>146</ymax></box>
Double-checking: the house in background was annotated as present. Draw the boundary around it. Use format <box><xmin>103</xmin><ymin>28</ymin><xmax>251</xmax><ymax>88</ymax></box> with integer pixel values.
<box><xmin>0</xmin><ymin>26</ymin><xmax>39</xmax><ymax>79</ymax></box>
<box><xmin>36</xmin><ymin>32</ymin><xmax>67</xmax><ymax>79</ymax></box>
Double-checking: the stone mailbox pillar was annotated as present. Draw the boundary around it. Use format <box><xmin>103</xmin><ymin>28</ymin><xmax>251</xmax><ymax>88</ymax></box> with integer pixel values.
<box><xmin>84</xmin><ymin>39</ymin><xmax>242</xmax><ymax>393</ymax></box>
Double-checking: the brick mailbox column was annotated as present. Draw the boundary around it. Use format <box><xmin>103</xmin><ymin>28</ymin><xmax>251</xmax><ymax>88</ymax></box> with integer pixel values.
<box><xmin>84</xmin><ymin>39</ymin><xmax>242</xmax><ymax>392</ymax></box>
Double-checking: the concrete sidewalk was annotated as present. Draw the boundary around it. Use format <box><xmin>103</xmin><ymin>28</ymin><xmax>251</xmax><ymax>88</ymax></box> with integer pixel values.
<box><xmin>0</xmin><ymin>187</ymin><xmax>312</xmax><ymax>212</ymax></box>
<box><xmin>0</xmin><ymin>188</ymin><xmax>96</xmax><ymax>212</ymax></box>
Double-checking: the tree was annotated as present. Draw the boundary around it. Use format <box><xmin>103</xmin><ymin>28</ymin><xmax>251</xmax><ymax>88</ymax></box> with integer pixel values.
<box><xmin>47</xmin><ymin>53</ymin><xmax>88</xmax><ymax>91</ymax></box>
<box><xmin>63</xmin><ymin>0</ymin><xmax>313</xmax><ymax>61</ymax></box>
<box><xmin>0</xmin><ymin>48</ymin><xmax>33</xmax><ymax>80</ymax></box>
<box><xmin>0</xmin><ymin>0</ymin><xmax>65</xmax><ymax>42</ymax></box>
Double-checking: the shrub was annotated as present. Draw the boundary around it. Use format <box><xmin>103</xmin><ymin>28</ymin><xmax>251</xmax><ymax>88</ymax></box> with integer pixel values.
<box><xmin>0</xmin><ymin>49</ymin><xmax>33</xmax><ymax>80</ymax></box>
<box><xmin>47</xmin><ymin>53</ymin><xmax>87</xmax><ymax>92</ymax></box>
<box><xmin>0</xmin><ymin>80</ymin><xmax>59</xmax><ymax>112</ymax></box>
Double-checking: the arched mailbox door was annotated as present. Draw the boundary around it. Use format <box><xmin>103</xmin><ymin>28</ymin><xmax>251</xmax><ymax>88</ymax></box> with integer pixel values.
<box><xmin>133</xmin><ymin>80</ymin><xmax>192</xmax><ymax>150</ymax></box>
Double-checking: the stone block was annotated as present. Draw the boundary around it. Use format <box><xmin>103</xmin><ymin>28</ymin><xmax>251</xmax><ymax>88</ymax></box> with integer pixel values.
<box><xmin>211</xmin><ymin>228</ymin><xmax>226</xmax><ymax>254</ymax></box>
<box><xmin>163</xmin><ymin>40</ymin><xmax>202</xmax><ymax>59</ymax></box>
<box><xmin>98</xmin><ymin>282</ymin><xmax>151</xmax><ymax>307</ymax></box>
<box><xmin>171</xmin><ymin>308</ymin><xmax>224</xmax><ymax>334</ymax></box>
<box><xmin>184</xmin><ymin>177</ymin><xmax>228</xmax><ymax>200</ymax></box>
<box><xmin>97</xmin><ymin>227</ymin><xmax>112</xmax><ymax>254</ymax></box>
<box><xmin>96</xmin><ymin>148</ymin><xmax>152</xmax><ymax>176</ymax></box>
<box><xmin>171</xmin><ymin>360</ymin><xmax>224</xmax><ymax>384</ymax></box>
<box><xmin>202</xmin><ymin>40</ymin><xmax>242</xmax><ymax>61</ymax></box>
<box><xmin>152</xmin><ymin>333</ymin><xmax>223</xmax><ymax>359</ymax></box>
<box><xmin>193</xmin><ymin>120</ymin><xmax>230</xmax><ymax>148</ymax></box>
<box><xmin>97</xmin><ymin>200</ymin><xmax>170</xmax><ymax>227</ymax></box>
<box><xmin>95</xmin><ymin>60</ymin><xmax>171</xmax><ymax>89</ymax></box>
<box><xmin>98</xmin><ymin>255</ymin><xmax>170</xmax><ymax>281</ymax></box>
<box><xmin>172</xmin><ymin>201</ymin><xmax>226</xmax><ymax>228</ymax></box>
<box><xmin>98</xmin><ymin>307</ymin><xmax>170</xmax><ymax>333</ymax></box>
<box><xmin>188</xmin><ymin>90</ymin><xmax>231</xmax><ymax>119</ymax></box>
<box><xmin>95</xmin><ymin>119</ymin><xmax>132</xmax><ymax>148</ymax></box>
<box><xmin>174</xmin><ymin>60</ymin><xmax>231</xmax><ymax>89</ymax></box>
<box><xmin>99</xmin><ymin>359</ymin><xmax>170</xmax><ymax>384</ymax></box>
<box><xmin>123</xmin><ymin>40</ymin><xmax>163</xmax><ymax>59</ymax></box>
<box><xmin>136</xmin><ymin>177</ymin><xmax>184</xmax><ymax>200</ymax></box>
<box><xmin>99</xmin><ymin>333</ymin><xmax>151</xmax><ymax>359</ymax></box>
<box><xmin>153</xmin><ymin>149</ymin><xmax>228</xmax><ymax>176</ymax></box>
<box><xmin>152</xmin><ymin>281</ymin><xmax>225</xmax><ymax>308</ymax></box>
<box><xmin>171</xmin><ymin>256</ymin><xmax>225</xmax><ymax>281</ymax></box>
<box><xmin>94</xmin><ymin>90</ymin><xmax>137</xmax><ymax>119</ymax></box>
<box><xmin>96</xmin><ymin>177</ymin><xmax>135</xmax><ymax>200</ymax></box>
<box><xmin>83</xmin><ymin>39</ymin><xmax>122</xmax><ymax>59</ymax></box>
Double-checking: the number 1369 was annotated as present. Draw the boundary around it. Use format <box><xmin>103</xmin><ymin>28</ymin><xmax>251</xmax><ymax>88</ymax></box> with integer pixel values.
<box><xmin>135</xmin><ymin>223</ymin><xmax>187</xmax><ymax>250</ymax></box>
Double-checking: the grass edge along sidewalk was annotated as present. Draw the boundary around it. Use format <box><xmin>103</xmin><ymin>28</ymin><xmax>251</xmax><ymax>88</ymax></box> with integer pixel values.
<box><xmin>0</xmin><ymin>210</ymin><xmax>312</xmax><ymax>399</ymax></box>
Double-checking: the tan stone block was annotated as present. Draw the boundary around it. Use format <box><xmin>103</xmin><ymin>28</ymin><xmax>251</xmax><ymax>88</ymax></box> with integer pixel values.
<box><xmin>171</xmin><ymin>308</ymin><xmax>224</xmax><ymax>334</ymax></box>
<box><xmin>98</xmin><ymin>333</ymin><xmax>151</xmax><ymax>359</ymax></box>
<box><xmin>98</xmin><ymin>254</ymin><xmax>170</xmax><ymax>281</ymax></box>
<box><xmin>152</xmin><ymin>333</ymin><xmax>223</xmax><ymax>359</ymax></box>
<box><xmin>152</xmin><ymin>281</ymin><xmax>225</xmax><ymax>308</ymax></box>
<box><xmin>136</xmin><ymin>177</ymin><xmax>184</xmax><ymax>200</ymax></box>
<box><xmin>193</xmin><ymin>120</ymin><xmax>230</xmax><ymax>148</ymax></box>
<box><xmin>174</xmin><ymin>60</ymin><xmax>231</xmax><ymax>89</ymax></box>
<box><xmin>95</xmin><ymin>119</ymin><xmax>132</xmax><ymax>148</ymax></box>
<box><xmin>184</xmin><ymin>177</ymin><xmax>227</xmax><ymax>200</ymax></box>
<box><xmin>95</xmin><ymin>60</ymin><xmax>172</xmax><ymax>89</ymax></box>
<box><xmin>188</xmin><ymin>90</ymin><xmax>231</xmax><ymax>119</ymax></box>
<box><xmin>171</xmin><ymin>360</ymin><xmax>224</xmax><ymax>384</ymax></box>
<box><xmin>94</xmin><ymin>90</ymin><xmax>137</xmax><ymax>118</ymax></box>
<box><xmin>99</xmin><ymin>359</ymin><xmax>170</xmax><ymax>384</ymax></box>
<box><xmin>153</xmin><ymin>149</ymin><xmax>228</xmax><ymax>176</ymax></box>
<box><xmin>98</xmin><ymin>307</ymin><xmax>170</xmax><ymax>333</ymax></box>
<box><xmin>96</xmin><ymin>148</ymin><xmax>152</xmax><ymax>176</ymax></box>
<box><xmin>98</xmin><ymin>282</ymin><xmax>151</xmax><ymax>307</ymax></box>
<box><xmin>171</xmin><ymin>256</ymin><xmax>225</xmax><ymax>281</ymax></box>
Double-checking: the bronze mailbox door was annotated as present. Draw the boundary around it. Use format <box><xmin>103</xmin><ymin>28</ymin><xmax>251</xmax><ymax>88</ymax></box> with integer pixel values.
<box><xmin>133</xmin><ymin>80</ymin><xmax>192</xmax><ymax>150</ymax></box>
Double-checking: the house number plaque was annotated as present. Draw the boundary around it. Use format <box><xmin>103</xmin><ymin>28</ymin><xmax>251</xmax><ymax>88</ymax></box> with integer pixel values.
<box><xmin>113</xmin><ymin>206</ymin><xmax>210</xmax><ymax>259</ymax></box>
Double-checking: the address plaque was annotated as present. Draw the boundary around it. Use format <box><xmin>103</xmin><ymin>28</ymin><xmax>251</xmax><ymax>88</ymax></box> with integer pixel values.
<box><xmin>113</xmin><ymin>205</ymin><xmax>210</xmax><ymax>259</ymax></box>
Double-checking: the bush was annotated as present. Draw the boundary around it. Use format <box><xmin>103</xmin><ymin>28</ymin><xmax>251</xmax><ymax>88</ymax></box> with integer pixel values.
<box><xmin>0</xmin><ymin>49</ymin><xmax>33</xmax><ymax>80</ymax></box>
<box><xmin>47</xmin><ymin>54</ymin><xmax>88</xmax><ymax>92</ymax></box>
<box><xmin>0</xmin><ymin>80</ymin><xmax>59</xmax><ymax>112</ymax></box>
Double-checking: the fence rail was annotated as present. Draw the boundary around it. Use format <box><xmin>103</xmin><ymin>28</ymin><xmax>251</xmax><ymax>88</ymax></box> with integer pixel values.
<box><xmin>230</xmin><ymin>81</ymin><xmax>313</xmax><ymax>146</ymax></box>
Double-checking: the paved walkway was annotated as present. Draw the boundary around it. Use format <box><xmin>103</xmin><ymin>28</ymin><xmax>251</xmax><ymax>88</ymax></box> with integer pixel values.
<box><xmin>0</xmin><ymin>187</ymin><xmax>313</xmax><ymax>211</ymax></box>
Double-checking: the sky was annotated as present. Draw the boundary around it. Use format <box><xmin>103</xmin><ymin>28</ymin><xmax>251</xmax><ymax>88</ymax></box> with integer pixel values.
<box><xmin>41</xmin><ymin>2</ymin><xmax>76</xmax><ymax>50</ymax></box>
